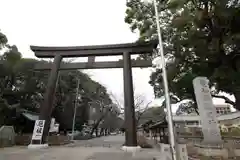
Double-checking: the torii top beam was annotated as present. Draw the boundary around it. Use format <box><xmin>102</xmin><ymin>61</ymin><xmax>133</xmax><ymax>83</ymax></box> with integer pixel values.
<box><xmin>31</xmin><ymin>40</ymin><xmax>158</xmax><ymax>58</ymax></box>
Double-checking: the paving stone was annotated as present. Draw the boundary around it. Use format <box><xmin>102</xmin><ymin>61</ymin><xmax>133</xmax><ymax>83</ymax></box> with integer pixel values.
<box><xmin>86</xmin><ymin>152</ymin><xmax>132</xmax><ymax>160</ymax></box>
<box><xmin>0</xmin><ymin>135</ymin><xmax>167</xmax><ymax>160</ymax></box>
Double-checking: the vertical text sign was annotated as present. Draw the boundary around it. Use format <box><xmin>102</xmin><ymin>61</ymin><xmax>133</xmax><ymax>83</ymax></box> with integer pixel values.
<box><xmin>193</xmin><ymin>77</ymin><xmax>222</xmax><ymax>143</ymax></box>
<box><xmin>32</xmin><ymin>120</ymin><xmax>45</xmax><ymax>141</ymax></box>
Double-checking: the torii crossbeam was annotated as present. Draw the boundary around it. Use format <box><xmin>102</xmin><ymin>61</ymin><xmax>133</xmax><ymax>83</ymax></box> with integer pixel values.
<box><xmin>35</xmin><ymin>59</ymin><xmax>152</xmax><ymax>70</ymax></box>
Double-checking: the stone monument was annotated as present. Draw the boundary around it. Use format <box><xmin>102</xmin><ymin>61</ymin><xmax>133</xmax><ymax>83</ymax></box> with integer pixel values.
<box><xmin>193</xmin><ymin>77</ymin><xmax>222</xmax><ymax>144</ymax></box>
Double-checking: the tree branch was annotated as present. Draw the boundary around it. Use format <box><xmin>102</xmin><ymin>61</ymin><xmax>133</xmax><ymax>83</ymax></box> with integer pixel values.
<box><xmin>108</xmin><ymin>91</ymin><xmax>123</xmax><ymax>110</ymax></box>
<box><xmin>136</xmin><ymin>101</ymin><xmax>152</xmax><ymax>124</ymax></box>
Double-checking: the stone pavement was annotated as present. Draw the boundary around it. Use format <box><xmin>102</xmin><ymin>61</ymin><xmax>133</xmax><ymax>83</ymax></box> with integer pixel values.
<box><xmin>67</xmin><ymin>134</ymin><xmax>125</xmax><ymax>148</ymax></box>
<box><xmin>0</xmin><ymin>135</ymin><xmax>165</xmax><ymax>160</ymax></box>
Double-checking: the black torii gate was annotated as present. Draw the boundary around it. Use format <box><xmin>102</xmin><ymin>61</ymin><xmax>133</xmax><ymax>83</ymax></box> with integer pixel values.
<box><xmin>30</xmin><ymin>41</ymin><xmax>157</xmax><ymax>146</ymax></box>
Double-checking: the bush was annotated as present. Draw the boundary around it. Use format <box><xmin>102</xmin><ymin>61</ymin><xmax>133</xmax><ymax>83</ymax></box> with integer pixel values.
<box><xmin>15</xmin><ymin>134</ymin><xmax>31</xmax><ymax>145</ymax></box>
<box><xmin>137</xmin><ymin>135</ymin><xmax>153</xmax><ymax>148</ymax></box>
<box><xmin>221</xmin><ymin>127</ymin><xmax>240</xmax><ymax>137</ymax></box>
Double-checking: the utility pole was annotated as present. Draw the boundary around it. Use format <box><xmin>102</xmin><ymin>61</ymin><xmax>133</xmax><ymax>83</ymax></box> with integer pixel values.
<box><xmin>71</xmin><ymin>78</ymin><xmax>80</xmax><ymax>140</ymax></box>
<box><xmin>153</xmin><ymin>0</ymin><xmax>178</xmax><ymax>160</ymax></box>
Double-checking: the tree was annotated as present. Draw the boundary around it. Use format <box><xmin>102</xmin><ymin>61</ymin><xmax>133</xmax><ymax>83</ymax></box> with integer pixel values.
<box><xmin>110</xmin><ymin>90</ymin><xmax>152</xmax><ymax>127</ymax></box>
<box><xmin>125</xmin><ymin>0</ymin><xmax>240</xmax><ymax>111</ymax></box>
<box><xmin>0</xmin><ymin>32</ymin><xmax>115</xmax><ymax>133</ymax></box>
<box><xmin>0</xmin><ymin>30</ymin><xmax>8</xmax><ymax>49</ymax></box>
<box><xmin>140</xmin><ymin>106</ymin><xmax>165</xmax><ymax>123</ymax></box>
<box><xmin>88</xmin><ymin>100</ymin><xmax>119</xmax><ymax>136</ymax></box>
<box><xmin>175</xmin><ymin>100</ymin><xmax>199</xmax><ymax>115</ymax></box>
<box><xmin>0</xmin><ymin>45</ymin><xmax>40</xmax><ymax>126</ymax></box>
<box><xmin>134</xmin><ymin>94</ymin><xmax>152</xmax><ymax>125</ymax></box>
<box><xmin>99</xmin><ymin>104</ymin><xmax>122</xmax><ymax>134</ymax></box>
<box><xmin>52</xmin><ymin>69</ymin><xmax>114</xmax><ymax>133</ymax></box>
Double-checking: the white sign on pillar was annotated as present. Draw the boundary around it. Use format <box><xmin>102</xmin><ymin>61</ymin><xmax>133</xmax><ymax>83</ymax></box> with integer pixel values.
<box><xmin>193</xmin><ymin>77</ymin><xmax>222</xmax><ymax>143</ymax></box>
<box><xmin>31</xmin><ymin>120</ymin><xmax>45</xmax><ymax>142</ymax></box>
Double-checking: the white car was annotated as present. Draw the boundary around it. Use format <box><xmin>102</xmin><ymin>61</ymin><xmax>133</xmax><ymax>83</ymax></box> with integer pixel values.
<box><xmin>110</xmin><ymin>132</ymin><xmax>118</xmax><ymax>135</ymax></box>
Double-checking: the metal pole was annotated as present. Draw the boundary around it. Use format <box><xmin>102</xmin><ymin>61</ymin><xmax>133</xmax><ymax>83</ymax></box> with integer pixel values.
<box><xmin>71</xmin><ymin>78</ymin><xmax>80</xmax><ymax>140</ymax></box>
<box><xmin>153</xmin><ymin>0</ymin><xmax>178</xmax><ymax>160</ymax></box>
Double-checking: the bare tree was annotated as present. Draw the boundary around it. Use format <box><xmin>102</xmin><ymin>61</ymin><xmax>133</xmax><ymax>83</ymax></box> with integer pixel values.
<box><xmin>109</xmin><ymin>90</ymin><xmax>152</xmax><ymax>125</ymax></box>
<box><xmin>108</xmin><ymin>91</ymin><xmax>123</xmax><ymax>112</ymax></box>
<box><xmin>88</xmin><ymin>99</ymin><xmax>111</xmax><ymax>136</ymax></box>
<box><xmin>88</xmin><ymin>99</ymin><xmax>120</xmax><ymax>136</ymax></box>
<box><xmin>135</xmin><ymin>103</ymin><xmax>152</xmax><ymax>124</ymax></box>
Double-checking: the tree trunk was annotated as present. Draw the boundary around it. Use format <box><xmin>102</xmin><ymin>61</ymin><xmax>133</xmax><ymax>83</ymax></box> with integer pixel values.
<box><xmin>90</xmin><ymin>116</ymin><xmax>104</xmax><ymax>136</ymax></box>
<box><xmin>90</xmin><ymin>126</ymin><xmax>96</xmax><ymax>136</ymax></box>
<box><xmin>95</xmin><ymin>129</ymin><xmax>98</xmax><ymax>137</ymax></box>
<box><xmin>100</xmin><ymin>128</ymin><xmax>104</xmax><ymax>136</ymax></box>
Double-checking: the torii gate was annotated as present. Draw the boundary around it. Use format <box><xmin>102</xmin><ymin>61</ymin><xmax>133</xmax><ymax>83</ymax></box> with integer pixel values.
<box><xmin>30</xmin><ymin>40</ymin><xmax>157</xmax><ymax>147</ymax></box>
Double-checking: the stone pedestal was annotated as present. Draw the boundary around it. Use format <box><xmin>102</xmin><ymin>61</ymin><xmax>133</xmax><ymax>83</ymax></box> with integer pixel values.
<box><xmin>121</xmin><ymin>146</ymin><xmax>141</xmax><ymax>156</ymax></box>
<box><xmin>159</xmin><ymin>143</ymin><xmax>188</xmax><ymax>160</ymax></box>
<box><xmin>121</xmin><ymin>146</ymin><xmax>141</xmax><ymax>152</ymax></box>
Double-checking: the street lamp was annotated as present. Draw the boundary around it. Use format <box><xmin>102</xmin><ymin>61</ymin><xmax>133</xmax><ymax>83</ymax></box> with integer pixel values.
<box><xmin>152</xmin><ymin>0</ymin><xmax>178</xmax><ymax>160</ymax></box>
<box><xmin>71</xmin><ymin>79</ymin><xmax>82</xmax><ymax>140</ymax></box>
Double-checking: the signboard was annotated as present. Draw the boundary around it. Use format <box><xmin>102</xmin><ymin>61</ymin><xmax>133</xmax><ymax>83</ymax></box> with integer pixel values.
<box><xmin>31</xmin><ymin>120</ymin><xmax>45</xmax><ymax>141</ymax></box>
<box><xmin>193</xmin><ymin>77</ymin><xmax>222</xmax><ymax>143</ymax></box>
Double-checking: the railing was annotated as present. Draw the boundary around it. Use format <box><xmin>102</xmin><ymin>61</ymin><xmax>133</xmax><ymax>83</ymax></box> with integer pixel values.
<box><xmin>178</xmin><ymin>135</ymin><xmax>240</xmax><ymax>140</ymax></box>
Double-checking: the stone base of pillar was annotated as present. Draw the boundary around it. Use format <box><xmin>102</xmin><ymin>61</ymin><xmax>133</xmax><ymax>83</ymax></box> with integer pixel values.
<box><xmin>160</xmin><ymin>143</ymin><xmax>189</xmax><ymax>160</ymax></box>
<box><xmin>27</xmin><ymin>144</ymin><xmax>49</xmax><ymax>149</ymax></box>
<box><xmin>121</xmin><ymin>146</ymin><xmax>141</xmax><ymax>153</ymax></box>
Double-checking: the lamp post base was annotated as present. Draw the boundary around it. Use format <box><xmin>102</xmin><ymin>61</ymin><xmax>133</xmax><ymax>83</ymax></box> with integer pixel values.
<box><xmin>121</xmin><ymin>146</ymin><xmax>141</xmax><ymax>152</ymax></box>
<box><xmin>27</xmin><ymin>144</ymin><xmax>49</xmax><ymax>149</ymax></box>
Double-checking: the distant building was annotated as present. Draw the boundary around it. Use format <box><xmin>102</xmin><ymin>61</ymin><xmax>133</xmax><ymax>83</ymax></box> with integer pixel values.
<box><xmin>172</xmin><ymin>104</ymin><xmax>240</xmax><ymax>130</ymax></box>
<box><xmin>215</xmin><ymin>104</ymin><xmax>231</xmax><ymax>115</ymax></box>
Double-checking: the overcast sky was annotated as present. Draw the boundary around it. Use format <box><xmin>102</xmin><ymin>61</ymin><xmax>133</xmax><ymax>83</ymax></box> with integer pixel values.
<box><xmin>0</xmin><ymin>0</ymin><xmax>234</xmax><ymax>112</ymax></box>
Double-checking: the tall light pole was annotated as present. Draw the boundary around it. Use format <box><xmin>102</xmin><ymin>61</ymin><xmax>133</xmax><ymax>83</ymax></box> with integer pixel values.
<box><xmin>153</xmin><ymin>0</ymin><xmax>178</xmax><ymax>160</ymax></box>
<box><xmin>71</xmin><ymin>79</ymin><xmax>80</xmax><ymax>140</ymax></box>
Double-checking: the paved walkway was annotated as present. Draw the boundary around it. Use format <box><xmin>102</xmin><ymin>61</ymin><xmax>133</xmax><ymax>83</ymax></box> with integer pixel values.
<box><xmin>68</xmin><ymin>134</ymin><xmax>125</xmax><ymax>148</ymax></box>
<box><xmin>0</xmin><ymin>135</ymin><xmax>164</xmax><ymax>160</ymax></box>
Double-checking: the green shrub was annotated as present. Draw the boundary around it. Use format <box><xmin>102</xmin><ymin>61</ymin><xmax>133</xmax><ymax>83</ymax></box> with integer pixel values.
<box><xmin>221</xmin><ymin>127</ymin><xmax>240</xmax><ymax>136</ymax></box>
